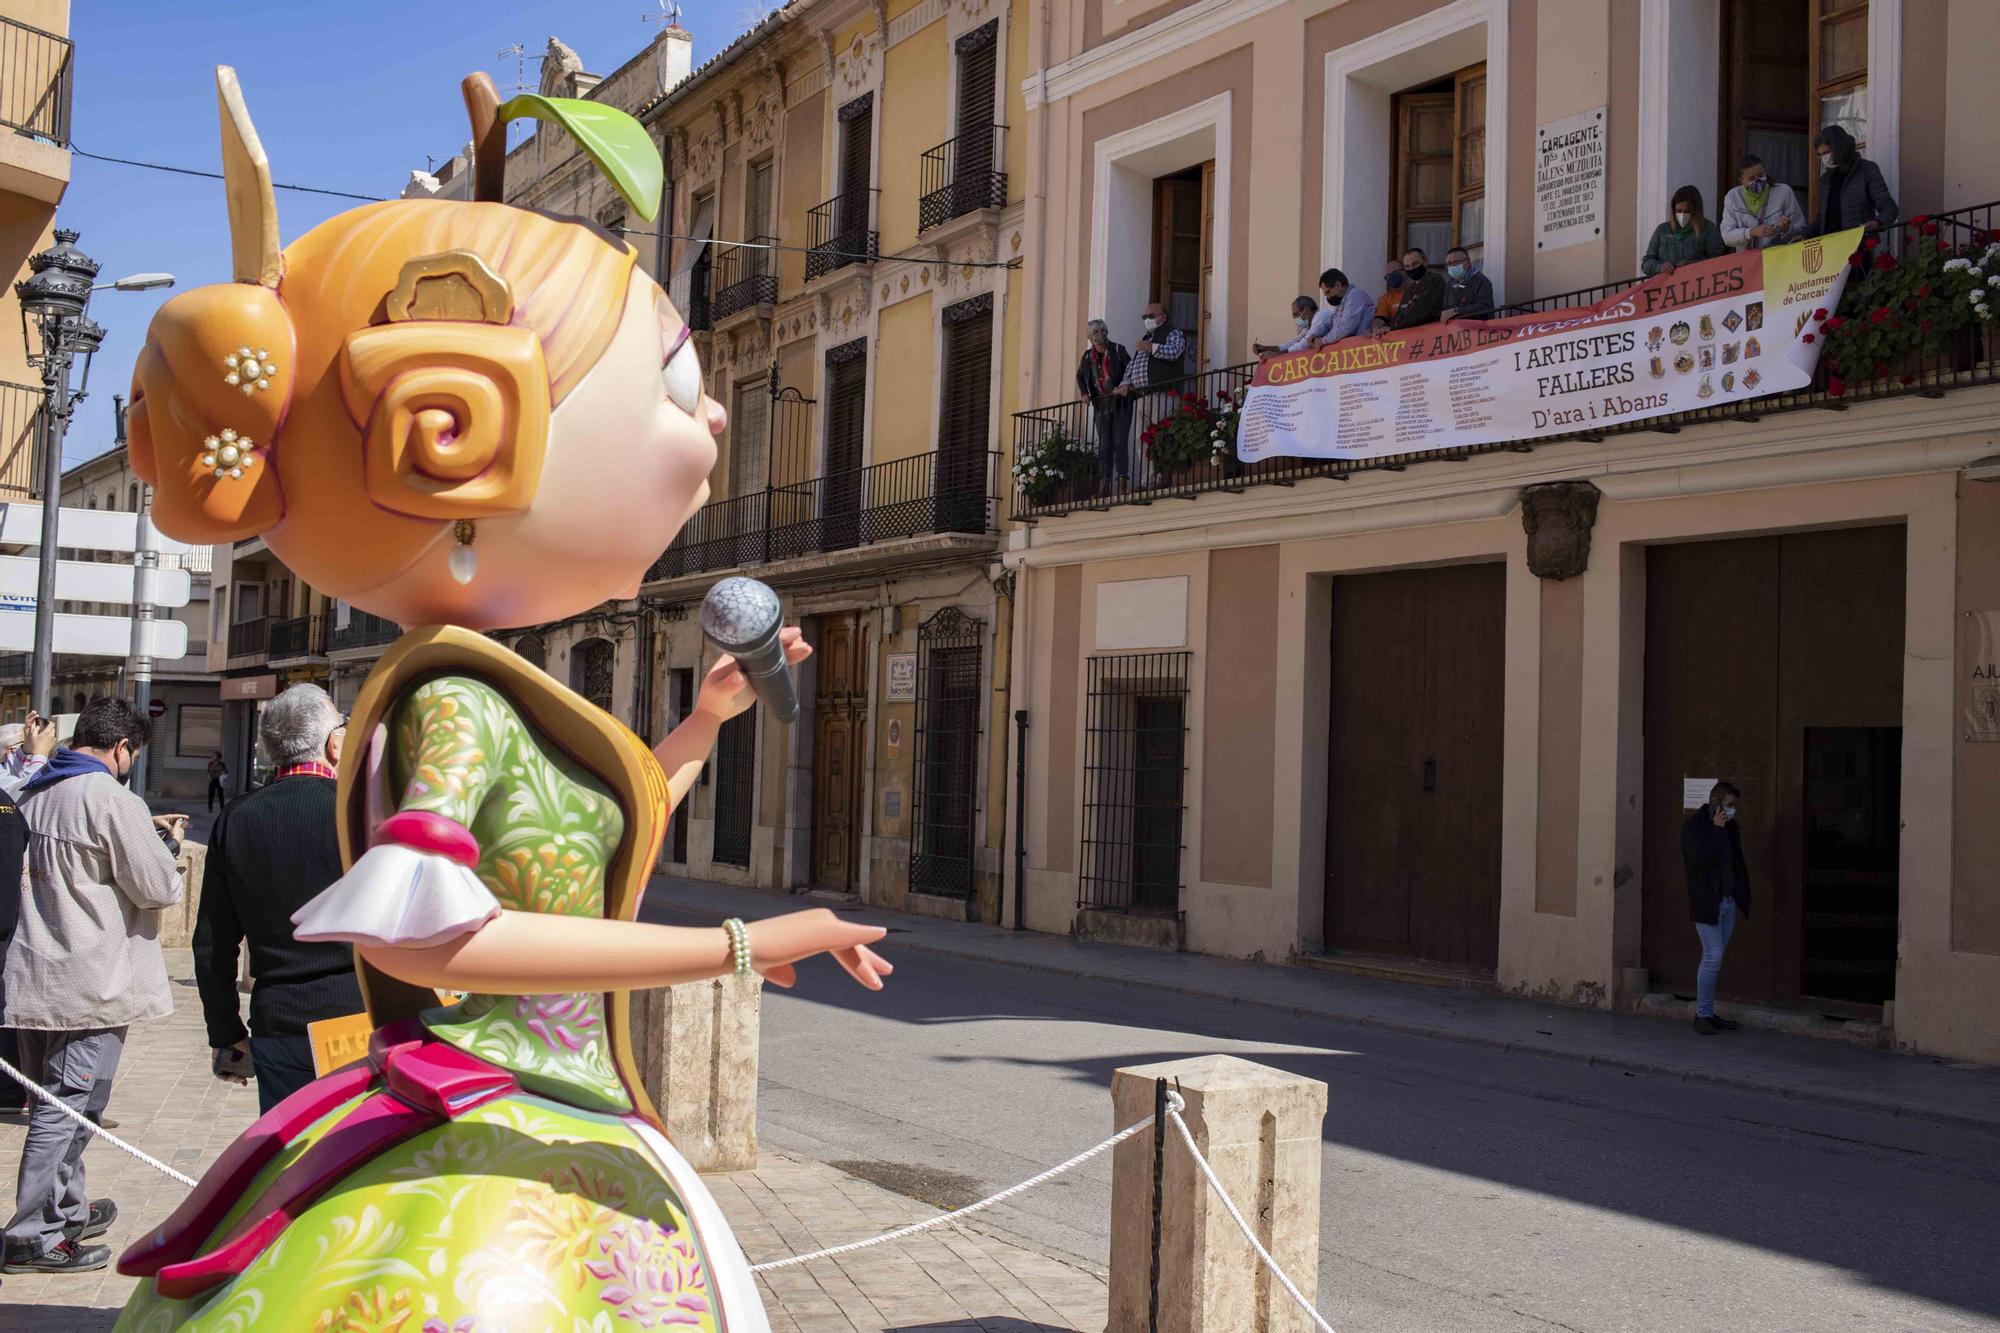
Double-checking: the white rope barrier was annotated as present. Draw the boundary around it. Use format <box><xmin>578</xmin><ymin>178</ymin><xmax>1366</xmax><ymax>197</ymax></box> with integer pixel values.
<box><xmin>0</xmin><ymin>1052</ymin><xmax>200</xmax><ymax>1188</ymax></box>
<box><xmin>1166</xmin><ymin>1105</ymin><xmax>1338</xmax><ymax>1333</ymax></box>
<box><xmin>747</xmin><ymin>1092</ymin><xmax>1184</xmax><ymax>1274</ymax></box>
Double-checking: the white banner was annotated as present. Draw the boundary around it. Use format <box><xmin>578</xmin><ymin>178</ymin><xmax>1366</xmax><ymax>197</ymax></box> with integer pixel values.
<box><xmin>1237</xmin><ymin>232</ymin><xmax>1865</xmax><ymax>464</ymax></box>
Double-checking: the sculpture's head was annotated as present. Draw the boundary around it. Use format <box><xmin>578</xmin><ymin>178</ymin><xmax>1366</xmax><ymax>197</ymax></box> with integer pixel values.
<box><xmin>128</xmin><ymin>69</ymin><xmax>717</xmax><ymax>630</ymax></box>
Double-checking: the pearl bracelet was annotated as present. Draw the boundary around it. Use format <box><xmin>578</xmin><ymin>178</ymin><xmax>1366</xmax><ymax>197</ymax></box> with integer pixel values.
<box><xmin>723</xmin><ymin>918</ymin><xmax>751</xmax><ymax>979</ymax></box>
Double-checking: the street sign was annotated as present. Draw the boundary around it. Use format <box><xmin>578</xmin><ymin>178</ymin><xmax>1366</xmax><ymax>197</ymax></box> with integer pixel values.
<box><xmin>0</xmin><ymin>503</ymin><xmax>191</xmax><ymax>556</ymax></box>
<box><xmin>0</xmin><ymin>556</ymin><xmax>191</xmax><ymax>608</ymax></box>
<box><xmin>148</xmin><ymin>698</ymin><xmax>167</xmax><ymax>717</ymax></box>
<box><xmin>0</xmin><ymin>611</ymin><xmax>187</xmax><ymax>658</ymax></box>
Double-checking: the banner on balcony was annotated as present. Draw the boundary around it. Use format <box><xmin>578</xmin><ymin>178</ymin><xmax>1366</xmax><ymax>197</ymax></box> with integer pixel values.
<box><xmin>1236</xmin><ymin>230</ymin><xmax>1867</xmax><ymax>464</ymax></box>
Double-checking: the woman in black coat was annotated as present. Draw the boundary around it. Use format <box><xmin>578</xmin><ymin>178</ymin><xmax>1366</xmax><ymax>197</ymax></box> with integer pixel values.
<box><xmin>1076</xmin><ymin>320</ymin><xmax>1133</xmax><ymax>492</ymax></box>
<box><xmin>1810</xmin><ymin>125</ymin><xmax>1898</xmax><ymax>236</ymax></box>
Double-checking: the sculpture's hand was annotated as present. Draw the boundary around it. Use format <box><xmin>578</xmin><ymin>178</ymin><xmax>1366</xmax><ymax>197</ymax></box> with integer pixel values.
<box><xmin>694</xmin><ymin>627</ymin><xmax>812</xmax><ymax>723</ymax></box>
<box><xmin>746</xmin><ymin>907</ymin><xmax>894</xmax><ymax>991</ymax></box>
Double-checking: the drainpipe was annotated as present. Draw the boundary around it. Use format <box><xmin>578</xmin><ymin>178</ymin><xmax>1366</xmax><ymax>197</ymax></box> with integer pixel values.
<box><xmin>987</xmin><ymin>565</ymin><xmax>1015</xmax><ymax>925</ymax></box>
<box><xmin>1026</xmin><ymin>0</ymin><xmax>1053</xmax><ymax>412</ymax></box>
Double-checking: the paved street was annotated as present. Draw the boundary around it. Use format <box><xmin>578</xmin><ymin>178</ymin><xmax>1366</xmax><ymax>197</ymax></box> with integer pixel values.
<box><xmin>648</xmin><ymin>880</ymin><xmax>2000</xmax><ymax>1333</ymax></box>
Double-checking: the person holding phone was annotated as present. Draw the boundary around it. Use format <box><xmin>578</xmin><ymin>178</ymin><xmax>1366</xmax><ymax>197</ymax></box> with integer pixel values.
<box><xmin>1682</xmin><ymin>780</ymin><xmax>1751</xmax><ymax>1035</ymax></box>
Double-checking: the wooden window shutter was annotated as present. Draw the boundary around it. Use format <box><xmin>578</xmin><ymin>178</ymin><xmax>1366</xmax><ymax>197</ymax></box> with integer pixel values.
<box><xmin>937</xmin><ymin>296</ymin><xmax>994</xmax><ymax>533</ymax></box>
<box><xmin>956</xmin><ymin>22</ymin><xmax>999</xmax><ymax>179</ymax></box>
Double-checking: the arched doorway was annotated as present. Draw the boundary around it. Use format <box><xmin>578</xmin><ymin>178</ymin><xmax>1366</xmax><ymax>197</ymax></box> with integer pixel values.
<box><xmin>515</xmin><ymin>634</ymin><xmax>547</xmax><ymax>672</ymax></box>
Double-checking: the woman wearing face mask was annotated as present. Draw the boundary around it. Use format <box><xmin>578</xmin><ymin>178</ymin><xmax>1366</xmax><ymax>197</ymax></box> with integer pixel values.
<box><xmin>1641</xmin><ymin>185</ymin><xmax>1730</xmax><ymax>277</ymax></box>
<box><xmin>1075</xmin><ymin>319</ymin><xmax>1132</xmax><ymax>494</ymax></box>
<box><xmin>1720</xmin><ymin>155</ymin><xmax>1806</xmax><ymax>251</ymax></box>
<box><xmin>1808</xmin><ymin>124</ymin><xmax>1897</xmax><ymax>238</ymax></box>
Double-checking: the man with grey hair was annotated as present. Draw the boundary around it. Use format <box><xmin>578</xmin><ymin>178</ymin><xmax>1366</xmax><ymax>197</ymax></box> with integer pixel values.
<box><xmin>1075</xmin><ymin>318</ymin><xmax>1132</xmax><ymax>495</ymax></box>
<box><xmin>193</xmin><ymin>684</ymin><xmax>360</xmax><ymax>1111</ymax></box>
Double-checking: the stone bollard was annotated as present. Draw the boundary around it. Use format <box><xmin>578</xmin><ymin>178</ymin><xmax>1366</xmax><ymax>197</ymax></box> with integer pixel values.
<box><xmin>1108</xmin><ymin>1055</ymin><xmax>1328</xmax><ymax>1333</ymax></box>
<box><xmin>157</xmin><ymin>841</ymin><xmax>208</xmax><ymax>950</ymax></box>
<box><xmin>627</xmin><ymin>974</ymin><xmax>762</xmax><ymax>1172</ymax></box>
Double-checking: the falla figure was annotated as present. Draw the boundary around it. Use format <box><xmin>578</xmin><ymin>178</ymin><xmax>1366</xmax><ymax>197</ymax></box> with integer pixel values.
<box><xmin>113</xmin><ymin>68</ymin><xmax>890</xmax><ymax>1332</ymax></box>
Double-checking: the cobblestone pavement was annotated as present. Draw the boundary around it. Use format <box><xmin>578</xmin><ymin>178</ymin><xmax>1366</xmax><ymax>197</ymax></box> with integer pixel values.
<box><xmin>0</xmin><ymin>952</ymin><xmax>1107</xmax><ymax>1332</ymax></box>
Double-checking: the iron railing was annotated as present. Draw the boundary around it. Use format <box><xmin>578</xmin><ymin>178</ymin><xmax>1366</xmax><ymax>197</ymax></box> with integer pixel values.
<box><xmin>711</xmin><ymin>238</ymin><xmax>779</xmax><ymax>320</ymax></box>
<box><xmin>1078</xmin><ymin>652</ymin><xmax>1191</xmax><ymax>914</ymax></box>
<box><xmin>227</xmin><ymin>616</ymin><xmax>271</xmax><ymax>659</ymax></box>
<box><xmin>648</xmin><ymin>448</ymin><xmax>1002</xmax><ymax>582</ymax></box>
<box><xmin>919</xmin><ymin>127</ymin><xmax>1008</xmax><ymax>233</ymax></box>
<box><xmin>328</xmin><ymin>609</ymin><xmax>403</xmax><ymax>654</ymax></box>
<box><xmin>268</xmin><ymin>613</ymin><xmax>327</xmax><ymax>661</ymax></box>
<box><xmin>1016</xmin><ymin>200</ymin><xmax>2000</xmax><ymax>519</ymax></box>
<box><xmin>805</xmin><ymin>190</ymin><xmax>879</xmax><ymax>281</ymax></box>
<box><xmin>0</xmin><ymin>381</ymin><xmax>48</xmax><ymax>501</ymax></box>
<box><xmin>0</xmin><ymin>16</ymin><xmax>72</xmax><ymax>146</ymax></box>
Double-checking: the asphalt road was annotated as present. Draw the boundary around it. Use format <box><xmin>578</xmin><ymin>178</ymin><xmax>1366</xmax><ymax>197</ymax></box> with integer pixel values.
<box><xmin>750</xmin><ymin>944</ymin><xmax>2000</xmax><ymax>1333</ymax></box>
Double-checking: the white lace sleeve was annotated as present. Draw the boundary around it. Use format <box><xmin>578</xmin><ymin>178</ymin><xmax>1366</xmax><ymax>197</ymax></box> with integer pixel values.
<box><xmin>290</xmin><ymin>843</ymin><xmax>500</xmax><ymax>949</ymax></box>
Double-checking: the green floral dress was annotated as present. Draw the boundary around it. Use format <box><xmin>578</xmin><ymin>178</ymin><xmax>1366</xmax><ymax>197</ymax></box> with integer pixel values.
<box><xmin>116</xmin><ymin>671</ymin><xmax>765</xmax><ymax>1333</ymax></box>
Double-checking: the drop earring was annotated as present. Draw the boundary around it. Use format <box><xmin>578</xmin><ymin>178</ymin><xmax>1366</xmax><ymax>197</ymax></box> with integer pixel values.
<box><xmin>449</xmin><ymin>519</ymin><xmax>478</xmax><ymax>585</ymax></box>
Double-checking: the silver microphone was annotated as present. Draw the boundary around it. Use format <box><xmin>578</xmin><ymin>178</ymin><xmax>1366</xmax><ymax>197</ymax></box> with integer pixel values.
<box><xmin>700</xmin><ymin>576</ymin><xmax>799</xmax><ymax>724</ymax></box>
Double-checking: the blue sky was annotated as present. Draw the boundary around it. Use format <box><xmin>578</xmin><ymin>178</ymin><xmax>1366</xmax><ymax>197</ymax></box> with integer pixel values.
<box><xmin>57</xmin><ymin>0</ymin><xmax>759</xmax><ymax>465</ymax></box>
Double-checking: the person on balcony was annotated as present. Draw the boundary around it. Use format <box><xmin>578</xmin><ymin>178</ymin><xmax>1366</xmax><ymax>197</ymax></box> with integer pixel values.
<box><xmin>1076</xmin><ymin>319</ymin><xmax>1133</xmax><ymax>494</ymax></box>
<box><xmin>1721</xmin><ymin>154</ymin><xmax>1806</xmax><ymax>251</ymax></box>
<box><xmin>1254</xmin><ymin>295</ymin><xmax>1324</xmax><ymax>360</ymax></box>
<box><xmin>1375</xmin><ymin>260</ymin><xmax>1404</xmax><ymax>324</ymax></box>
<box><xmin>1808</xmin><ymin>125</ymin><xmax>1897</xmax><ymax>237</ymax></box>
<box><xmin>1441</xmin><ymin>247</ymin><xmax>1495</xmax><ymax>322</ymax></box>
<box><xmin>1113</xmin><ymin>302</ymin><xmax>1189</xmax><ymax>487</ymax></box>
<box><xmin>1377</xmin><ymin>249</ymin><xmax>1449</xmax><ymax>333</ymax></box>
<box><xmin>1641</xmin><ymin>186</ymin><xmax>1729</xmax><ymax>277</ymax></box>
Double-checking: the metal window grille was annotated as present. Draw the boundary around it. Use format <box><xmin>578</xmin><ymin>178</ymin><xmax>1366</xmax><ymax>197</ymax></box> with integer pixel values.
<box><xmin>570</xmin><ymin>639</ymin><xmax>616</xmax><ymax>713</ymax></box>
<box><xmin>514</xmin><ymin>635</ymin><xmax>547</xmax><ymax>671</ymax></box>
<box><xmin>712</xmin><ymin>708</ymin><xmax>757</xmax><ymax>867</ymax></box>
<box><xmin>909</xmin><ymin>607</ymin><xmax>984</xmax><ymax>898</ymax></box>
<box><xmin>1079</xmin><ymin>652</ymin><xmax>1191</xmax><ymax>913</ymax></box>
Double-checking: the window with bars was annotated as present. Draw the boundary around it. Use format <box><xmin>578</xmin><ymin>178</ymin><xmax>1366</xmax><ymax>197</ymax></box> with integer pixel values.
<box><xmin>1078</xmin><ymin>652</ymin><xmax>1191</xmax><ymax>914</ymax></box>
<box><xmin>569</xmin><ymin>638</ymin><xmax>616</xmax><ymax>713</ymax></box>
<box><xmin>909</xmin><ymin>607</ymin><xmax>984</xmax><ymax>898</ymax></box>
<box><xmin>712</xmin><ymin>707</ymin><xmax>757</xmax><ymax>867</ymax></box>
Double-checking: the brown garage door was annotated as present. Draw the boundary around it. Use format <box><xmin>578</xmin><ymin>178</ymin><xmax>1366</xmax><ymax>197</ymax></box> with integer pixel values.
<box><xmin>1324</xmin><ymin>563</ymin><xmax>1505</xmax><ymax>971</ymax></box>
<box><xmin>1641</xmin><ymin>526</ymin><xmax>1905</xmax><ymax>1011</ymax></box>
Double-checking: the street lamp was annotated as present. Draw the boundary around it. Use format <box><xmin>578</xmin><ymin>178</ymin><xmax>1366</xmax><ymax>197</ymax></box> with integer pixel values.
<box><xmin>14</xmin><ymin>228</ymin><xmax>175</xmax><ymax>716</ymax></box>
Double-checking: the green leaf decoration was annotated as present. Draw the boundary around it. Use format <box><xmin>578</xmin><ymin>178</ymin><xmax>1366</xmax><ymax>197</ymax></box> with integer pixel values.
<box><xmin>496</xmin><ymin>94</ymin><xmax>662</xmax><ymax>222</ymax></box>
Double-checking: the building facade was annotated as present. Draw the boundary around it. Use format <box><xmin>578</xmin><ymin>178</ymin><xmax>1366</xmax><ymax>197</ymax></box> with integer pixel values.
<box><xmin>1003</xmin><ymin>0</ymin><xmax>2000</xmax><ymax>1064</ymax></box>
<box><xmin>0</xmin><ymin>0</ymin><xmax>69</xmax><ymax>504</ymax></box>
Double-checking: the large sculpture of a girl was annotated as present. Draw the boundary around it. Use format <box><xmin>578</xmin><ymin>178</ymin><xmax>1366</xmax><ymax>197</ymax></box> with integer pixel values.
<box><xmin>112</xmin><ymin>69</ymin><xmax>890</xmax><ymax>1332</ymax></box>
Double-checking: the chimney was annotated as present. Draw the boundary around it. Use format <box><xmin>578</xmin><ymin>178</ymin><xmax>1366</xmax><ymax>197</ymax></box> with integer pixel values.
<box><xmin>657</xmin><ymin>21</ymin><xmax>693</xmax><ymax>95</ymax></box>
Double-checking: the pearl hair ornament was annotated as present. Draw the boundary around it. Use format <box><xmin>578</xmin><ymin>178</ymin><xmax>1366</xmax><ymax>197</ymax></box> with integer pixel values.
<box><xmin>198</xmin><ymin>428</ymin><xmax>259</xmax><ymax>480</ymax></box>
<box><xmin>222</xmin><ymin>345</ymin><xmax>277</xmax><ymax>395</ymax></box>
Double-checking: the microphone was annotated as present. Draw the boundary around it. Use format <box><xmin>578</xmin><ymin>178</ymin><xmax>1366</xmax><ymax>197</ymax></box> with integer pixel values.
<box><xmin>700</xmin><ymin>576</ymin><xmax>799</xmax><ymax>724</ymax></box>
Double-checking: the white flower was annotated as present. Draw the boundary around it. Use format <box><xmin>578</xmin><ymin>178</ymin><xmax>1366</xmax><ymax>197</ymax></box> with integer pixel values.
<box><xmin>1988</xmin><ymin>275</ymin><xmax>2000</xmax><ymax>288</ymax></box>
<box><xmin>1944</xmin><ymin>258</ymin><xmax>1973</xmax><ymax>272</ymax></box>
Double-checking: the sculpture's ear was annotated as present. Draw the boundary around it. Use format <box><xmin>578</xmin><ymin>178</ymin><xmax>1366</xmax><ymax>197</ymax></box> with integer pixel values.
<box><xmin>336</xmin><ymin>251</ymin><xmax>550</xmax><ymax>520</ymax></box>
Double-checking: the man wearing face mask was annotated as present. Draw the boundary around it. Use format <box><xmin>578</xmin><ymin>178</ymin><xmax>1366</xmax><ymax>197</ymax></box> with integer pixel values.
<box><xmin>1720</xmin><ymin>154</ymin><xmax>1806</xmax><ymax>251</ymax></box>
<box><xmin>1255</xmin><ymin>295</ymin><xmax>1324</xmax><ymax>360</ymax></box>
<box><xmin>1383</xmin><ymin>248</ymin><xmax>1449</xmax><ymax>332</ymax></box>
<box><xmin>2</xmin><ymin>697</ymin><xmax>183</xmax><ymax>1274</ymax></box>
<box><xmin>1440</xmin><ymin>247</ymin><xmax>1495</xmax><ymax>322</ymax></box>
<box><xmin>1808</xmin><ymin>124</ymin><xmax>1897</xmax><ymax>238</ymax></box>
<box><xmin>1681</xmin><ymin>781</ymin><xmax>1751</xmax><ymax>1036</ymax></box>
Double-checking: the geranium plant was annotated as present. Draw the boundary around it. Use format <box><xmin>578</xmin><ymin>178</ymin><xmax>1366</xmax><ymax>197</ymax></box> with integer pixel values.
<box><xmin>1821</xmin><ymin>218</ymin><xmax>1999</xmax><ymax>396</ymax></box>
<box><xmin>1011</xmin><ymin>424</ymin><xmax>1095</xmax><ymax>504</ymax></box>
<box><xmin>1140</xmin><ymin>391</ymin><xmax>1215</xmax><ymax>476</ymax></box>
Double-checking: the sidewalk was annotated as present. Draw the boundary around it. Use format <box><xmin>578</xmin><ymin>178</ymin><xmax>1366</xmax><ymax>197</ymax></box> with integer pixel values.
<box><xmin>641</xmin><ymin>875</ymin><xmax>2000</xmax><ymax>1134</ymax></box>
<box><xmin>0</xmin><ymin>950</ymin><xmax>1106</xmax><ymax>1332</ymax></box>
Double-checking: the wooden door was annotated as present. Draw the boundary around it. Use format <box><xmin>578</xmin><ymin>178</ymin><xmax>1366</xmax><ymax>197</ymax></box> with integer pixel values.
<box><xmin>1130</xmin><ymin>696</ymin><xmax>1188</xmax><ymax>913</ymax></box>
<box><xmin>1641</xmin><ymin>526</ymin><xmax>1904</xmax><ymax>1010</ymax></box>
<box><xmin>1151</xmin><ymin>167</ymin><xmax>1207</xmax><ymax>376</ymax></box>
<box><xmin>953</xmin><ymin>20</ymin><xmax>998</xmax><ymax>213</ymax></box>
<box><xmin>1720</xmin><ymin>0</ymin><xmax>1811</xmax><ymax>193</ymax></box>
<box><xmin>936</xmin><ymin>297</ymin><xmax>993</xmax><ymax>535</ymax></box>
<box><xmin>1324</xmin><ymin>564</ymin><xmax>1504</xmax><ymax>970</ymax></box>
<box><xmin>1390</xmin><ymin>65</ymin><xmax>1486</xmax><ymax>263</ymax></box>
<box><xmin>812</xmin><ymin>612</ymin><xmax>869</xmax><ymax>894</ymax></box>
<box><xmin>667</xmin><ymin>669</ymin><xmax>693</xmax><ymax>864</ymax></box>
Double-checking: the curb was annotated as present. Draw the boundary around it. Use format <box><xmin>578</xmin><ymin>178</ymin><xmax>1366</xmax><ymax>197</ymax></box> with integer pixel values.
<box><xmin>652</xmin><ymin>889</ymin><xmax>2000</xmax><ymax>1137</ymax></box>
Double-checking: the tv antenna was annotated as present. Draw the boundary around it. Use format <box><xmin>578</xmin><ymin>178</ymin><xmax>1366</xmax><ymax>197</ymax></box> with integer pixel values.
<box><xmin>497</xmin><ymin>43</ymin><xmax>534</xmax><ymax>97</ymax></box>
<box><xmin>643</xmin><ymin>1</ymin><xmax>684</xmax><ymax>28</ymax></box>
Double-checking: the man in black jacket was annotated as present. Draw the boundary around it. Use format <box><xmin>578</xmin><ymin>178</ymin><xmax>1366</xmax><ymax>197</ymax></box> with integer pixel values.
<box><xmin>1809</xmin><ymin>125</ymin><xmax>1898</xmax><ymax>237</ymax></box>
<box><xmin>193</xmin><ymin>684</ymin><xmax>361</xmax><ymax>1112</ymax></box>
<box><xmin>1682</xmin><ymin>781</ymin><xmax>1751</xmax><ymax>1035</ymax></box>
<box><xmin>1076</xmin><ymin>319</ymin><xmax>1133</xmax><ymax>494</ymax></box>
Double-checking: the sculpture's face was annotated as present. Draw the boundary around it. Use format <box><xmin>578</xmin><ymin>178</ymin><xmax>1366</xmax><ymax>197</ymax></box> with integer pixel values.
<box><xmin>342</xmin><ymin>268</ymin><xmax>722</xmax><ymax>629</ymax></box>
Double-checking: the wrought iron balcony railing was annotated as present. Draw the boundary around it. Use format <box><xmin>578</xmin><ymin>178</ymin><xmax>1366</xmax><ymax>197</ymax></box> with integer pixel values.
<box><xmin>328</xmin><ymin>609</ymin><xmax>403</xmax><ymax>654</ymax></box>
<box><xmin>0</xmin><ymin>382</ymin><xmax>48</xmax><ymax>502</ymax></box>
<box><xmin>710</xmin><ymin>238</ymin><xmax>780</xmax><ymax>321</ymax></box>
<box><xmin>268</xmin><ymin>613</ymin><xmax>328</xmax><ymax>661</ymax></box>
<box><xmin>919</xmin><ymin>127</ymin><xmax>1007</xmax><ymax>233</ymax></box>
<box><xmin>227</xmin><ymin>616</ymin><xmax>272</xmax><ymax>660</ymax></box>
<box><xmin>0</xmin><ymin>16</ymin><xmax>72</xmax><ymax>146</ymax></box>
<box><xmin>1015</xmin><ymin>199</ymin><xmax>2000</xmax><ymax>520</ymax></box>
<box><xmin>805</xmin><ymin>191</ymin><xmax>880</xmax><ymax>282</ymax></box>
<box><xmin>648</xmin><ymin>448</ymin><xmax>1002</xmax><ymax>582</ymax></box>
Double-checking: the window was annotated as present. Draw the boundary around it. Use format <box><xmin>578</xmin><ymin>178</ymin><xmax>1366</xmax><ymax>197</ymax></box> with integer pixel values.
<box><xmin>953</xmin><ymin>21</ymin><xmax>1000</xmax><ymax>214</ymax></box>
<box><xmin>1152</xmin><ymin>166</ymin><xmax>1211</xmax><ymax>374</ymax></box>
<box><xmin>745</xmin><ymin>158</ymin><xmax>774</xmax><ymax>259</ymax></box>
<box><xmin>687</xmin><ymin>191</ymin><xmax>715</xmax><ymax>330</ymax></box>
<box><xmin>838</xmin><ymin>94</ymin><xmax>875</xmax><ymax>229</ymax></box>
<box><xmin>711</xmin><ymin>707</ymin><xmax>756</xmax><ymax>867</ymax></box>
<box><xmin>233</xmin><ymin>583</ymin><xmax>262</xmax><ymax>624</ymax></box>
<box><xmin>1721</xmin><ymin>0</ymin><xmax>1812</xmax><ymax>193</ymax></box>
<box><xmin>909</xmin><ymin>608</ymin><xmax>983</xmax><ymax>898</ymax></box>
<box><xmin>569</xmin><ymin>638</ymin><xmax>615</xmax><ymax>712</ymax></box>
<box><xmin>1812</xmin><ymin>0</ymin><xmax>1868</xmax><ymax>151</ymax></box>
<box><xmin>1078</xmin><ymin>652</ymin><xmax>1191</xmax><ymax>914</ymax></box>
<box><xmin>514</xmin><ymin>634</ymin><xmax>546</xmax><ymax>670</ymax></box>
<box><xmin>177</xmin><ymin>704</ymin><xmax>223</xmax><ymax>758</ymax></box>
<box><xmin>822</xmin><ymin>339</ymin><xmax>868</xmax><ymax>551</ymax></box>
<box><xmin>935</xmin><ymin>295</ymin><xmax>993</xmax><ymax>536</ymax></box>
<box><xmin>729</xmin><ymin>377</ymin><xmax>769</xmax><ymax>500</ymax></box>
<box><xmin>1390</xmin><ymin>63</ymin><xmax>1487</xmax><ymax>264</ymax></box>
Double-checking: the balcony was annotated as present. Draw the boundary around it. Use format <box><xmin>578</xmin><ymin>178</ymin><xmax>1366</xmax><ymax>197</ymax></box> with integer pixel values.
<box><xmin>0</xmin><ymin>16</ymin><xmax>72</xmax><ymax>147</ymax></box>
<box><xmin>1015</xmin><ymin>199</ymin><xmax>2000</xmax><ymax>520</ymax></box>
<box><xmin>226</xmin><ymin>616</ymin><xmax>271</xmax><ymax>661</ymax></box>
<box><xmin>918</xmin><ymin>127</ymin><xmax>1007</xmax><ymax>236</ymax></box>
<box><xmin>268</xmin><ymin>613</ymin><xmax>328</xmax><ymax>664</ymax></box>
<box><xmin>327</xmin><ymin>609</ymin><xmax>403</xmax><ymax>655</ymax></box>
<box><xmin>0</xmin><ymin>382</ymin><xmax>48</xmax><ymax>502</ymax></box>
<box><xmin>709</xmin><ymin>238</ymin><xmax>780</xmax><ymax>326</ymax></box>
<box><xmin>647</xmin><ymin>448</ymin><xmax>1003</xmax><ymax>584</ymax></box>
<box><xmin>0</xmin><ymin>653</ymin><xmax>27</xmax><ymax>683</ymax></box>
<box><xmin>804</xmin><ymin>191</ymin><xmax>879</xmax><ymax>283</ymax></box>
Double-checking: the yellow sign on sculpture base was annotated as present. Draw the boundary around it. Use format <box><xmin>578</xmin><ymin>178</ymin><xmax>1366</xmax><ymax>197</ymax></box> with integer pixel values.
<box><xmin>307</xmin><ymin>993</ymin><xmax>464</xmax><ymax>1076</ymax></box>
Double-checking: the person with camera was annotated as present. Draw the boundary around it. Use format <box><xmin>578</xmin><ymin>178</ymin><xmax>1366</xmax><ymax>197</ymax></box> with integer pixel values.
<box><xmin>2</xmin><ymin>698</ymin><xmax>184</xmax><ymax>1275</ymax></box>
<box><xmin>1682</xmin><ymin>780</ymin><xmax>1751</xmax><ymax>1036</ymax></box>
<box><xmin>0</xmin><ymin>713</ymin><xmax>57</xmax><ymax>1117</ymax></box>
